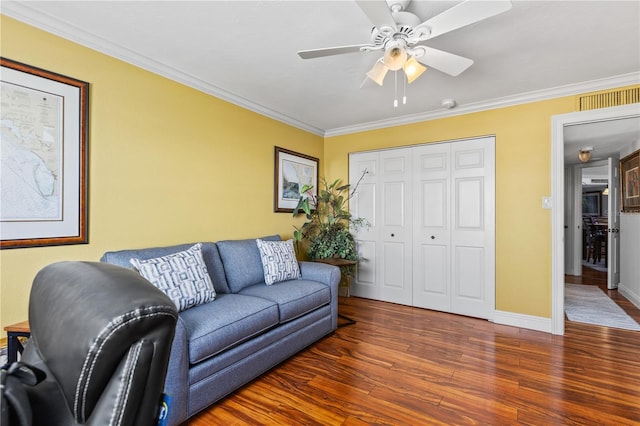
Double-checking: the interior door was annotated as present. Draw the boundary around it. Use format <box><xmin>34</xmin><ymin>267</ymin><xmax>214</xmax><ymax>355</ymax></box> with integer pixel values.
<box><xmin>450</xmin><ymin>137</ymin><xmax>496</xmax><ymax>319</ymax></box>
<box><xmin>378</xmin><ymin>149</ymin><xmax>413</xmax><ymax>305</ymax></box>
<box><xmin>349</xmin><ymin>152</ymin><xmax>379</xmax><ymax>299</ymax></box>
<box><xmin>607</xmin><ymin>156</ymin><xmax>620</xmax><ymax>289</ymax></box>
<box><xmin>412</xmin><ymin>143</ymin><xmax>451</xmax><ymax>311</ymax></box>
<box><xmin>412</xmin><ymin>137</ymin><xmax>495</xmax><ymax>319</ymax></box>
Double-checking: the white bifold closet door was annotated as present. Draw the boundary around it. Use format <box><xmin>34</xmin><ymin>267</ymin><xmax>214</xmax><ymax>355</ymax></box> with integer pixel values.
<box><xmin>349</xmin><ymin>148</ymin><xmax>413</xmax><ymax>305</ymax></box>
<box><xmin>349</xmin><ymin>137</ymin><xmax>495</xmax><ymax>320</ymax></box>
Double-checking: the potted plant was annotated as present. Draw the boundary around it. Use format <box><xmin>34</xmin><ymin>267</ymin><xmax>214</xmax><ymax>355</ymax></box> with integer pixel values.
<box><xmin>292</xmin><ymin>172</ymin><xmax>369</xmax><ymax>265</ymax></box>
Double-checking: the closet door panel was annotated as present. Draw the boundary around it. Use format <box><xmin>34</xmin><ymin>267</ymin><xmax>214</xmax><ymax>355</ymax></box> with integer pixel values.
<box><xmin>456</xmin><ymin>178</ymin><xmax>484</xmax><ymax>230</ymax></box>
<box><xmin>454</xmin><ymin>246</ymin><xmax>484</xmax><ymax>299</ymax></box>
<box><xmin>450</xmin><ymin>137</ymin><xmax>495</xmax><ymax>319</ymax></box>
<box><xmin>412</xmin><ymin>143</ymin><xmax>451</xmax><ymax>310</ymax></box>
<box><xmin>422</xmin><ymin>180</ymin><xmax>447</xmax><ymax>228</ymax></box>
<box><xmin>414</xmin><ymin>242</ymin><xmax>450</xmax><ymax>310</ymax></box>
<box><xmin>382</xmin><ymin>241</ymin><xmax>407</xmax><ymax>288</ymax></box>
<box><xmin>379</xmin><ymin>149</ymin><xmax>413</xmax><ymax>305</ymax></box>
<box><xmin>350</xmin><ymin>153</ymin><xmax>379</xmax><ymax>299</ymax></box>
<box><xmin>355</xmin><ymin>239</ymin><xmax>377</xmax><ymax>292</ymax></box>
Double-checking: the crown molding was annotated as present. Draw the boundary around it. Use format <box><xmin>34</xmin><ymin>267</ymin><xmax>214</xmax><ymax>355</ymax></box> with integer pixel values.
<box><xmin>324</xmin><ymin>72</ymin><xmax>640</xmax><ymax>137</ymax></box>
<box><xmin>1</xmin><ymin>2</ymin><xmax>325</xmax><ymax>137</ymax></box>
<box><xmin>3</xmin><ymin>2</ymin><xmax>637</xmax><ymax>139</ymax></box>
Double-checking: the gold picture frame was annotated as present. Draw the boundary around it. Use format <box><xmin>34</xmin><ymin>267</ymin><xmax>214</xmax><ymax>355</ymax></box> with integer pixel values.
<box><xmin>1</xmin><ymin>58</ymin><xmax>89</xmax><ymax>248</ymax></box>
<box><xmin>620</xmin><ymin>149</ymin><xmax>640</xmax><ymax>213</ymax></box>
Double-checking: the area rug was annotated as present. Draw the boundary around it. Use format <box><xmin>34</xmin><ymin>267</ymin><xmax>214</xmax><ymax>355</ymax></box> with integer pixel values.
<box><xmin>581</xmin><ymin>259</ymin><xmax>607</xmax><ymax>273</ymax></box>
<box><xmin>565</xmin><ymin>284</ymin><xmax>640</xmax><ymax>331</ymax></box>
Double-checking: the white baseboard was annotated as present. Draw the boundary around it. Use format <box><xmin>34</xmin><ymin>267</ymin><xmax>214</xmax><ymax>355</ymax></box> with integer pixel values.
<box><xmin>493</xmin><ymin>310</ymin><xmax>553</xmax><ymax>334</ymax></box>
<box><xmin>618</xmin><ymin>284</ymin><xmax>640</xmax><ymax>310</ymax></box>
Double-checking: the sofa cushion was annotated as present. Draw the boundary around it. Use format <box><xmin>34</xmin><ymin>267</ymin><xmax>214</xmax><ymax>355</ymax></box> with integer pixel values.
<box><xmin>256</xmin><ymin>239</ymin><xmax>301</xmax><ymax>285</ymax></box>
<box><xmin>179</xmin><ymin>293</ymin><xmax>279</xmax><ymax>364</ymax></box>
<box><xmin>217</xmin><ymin>235</ymin><xmax>280</xmax><ymax>293</ymax></box>
<box><xmin>101</xmin><ymin>242</ymin><xmax>230</xmax><ymax>294</ymax></box>
<box><xmin>130</xmin><ymin>243</ymin><xmax>216</xmax><ymax>312</ymax></box>
<box><xmin>238</xmin><ymin>279</ymin><xmax>330</xmax><ymax>323</ymax></box>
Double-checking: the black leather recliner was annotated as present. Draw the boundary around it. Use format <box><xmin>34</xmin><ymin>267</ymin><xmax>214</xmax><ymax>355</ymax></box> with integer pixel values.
<box><xmin>17</xmin><ymin>261</ymin><xmax>178</xmax><ymax>426</ymax></box>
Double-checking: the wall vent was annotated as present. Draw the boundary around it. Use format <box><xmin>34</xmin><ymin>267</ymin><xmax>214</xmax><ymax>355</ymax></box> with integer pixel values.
<box><xmin>577</xmin><ymin>87</ymin><xmax>640</xmax><ymax>111</ymax></box>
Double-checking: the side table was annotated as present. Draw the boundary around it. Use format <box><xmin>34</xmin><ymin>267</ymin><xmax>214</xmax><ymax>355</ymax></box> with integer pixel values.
<box><xmin>4</xmin><ymin>321</ymin><xmax>30</xmax><ymax>364</ymax></box>
<box><xmin>311</xmin><ymin>258</ymin><xmax>357</xmax><ymax>327</ymax></box>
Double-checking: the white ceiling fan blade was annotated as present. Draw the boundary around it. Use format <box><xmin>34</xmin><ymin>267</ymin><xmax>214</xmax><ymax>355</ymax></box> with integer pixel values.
<box><xmin>417</xmin><ymin>47</ymin><xmax>474</xmax><ymax>77</ymax></box>
<box><xmin>355</xmin><ymin>0</ymin><xmax>397</xmax><ymax>32</ymax></box>
<box><xmin>417</xmin><ymin>0</ymin><xmax>512</xmax><ymax>40</ymax></box>
<box><xmin>298</xmin><ymin>44</ymin><xmax>372</xmax><ymax>59</ymax></box>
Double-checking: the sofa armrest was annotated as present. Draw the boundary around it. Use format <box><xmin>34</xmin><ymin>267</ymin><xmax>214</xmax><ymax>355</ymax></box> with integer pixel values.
<box><xmin>299</xmin><ymin>261</ymin><xmax>340</xmax><ymax>287</ymax></box>
<box><xmin>164</xmin><ymin>316</ymin><xmax>189</xmax><ymax>426</ymax></box>
<box><xmin>299</xmin><ymin>261</ymin><xmax>341</xmax><ymax>330</ymax></box>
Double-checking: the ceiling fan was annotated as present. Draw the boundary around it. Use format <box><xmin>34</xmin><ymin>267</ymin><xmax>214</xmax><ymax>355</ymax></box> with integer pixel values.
<box><xmin>298</xmin><ymin>0</ymin><xmax>512</xmax><ymax>86</ymax></box>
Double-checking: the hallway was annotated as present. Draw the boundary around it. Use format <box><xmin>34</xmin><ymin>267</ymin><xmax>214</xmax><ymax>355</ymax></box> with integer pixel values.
<box><xmin>565</xmin><ymin>264</ymin><xmax>640</xmax><ymax>325</ymax></box>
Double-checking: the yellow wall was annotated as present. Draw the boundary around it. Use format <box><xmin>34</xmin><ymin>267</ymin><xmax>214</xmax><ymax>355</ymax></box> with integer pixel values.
<box><xmin>0</xmin><ymin>17</ymin><xmax>323</xmax><ymax>329</ymax></box>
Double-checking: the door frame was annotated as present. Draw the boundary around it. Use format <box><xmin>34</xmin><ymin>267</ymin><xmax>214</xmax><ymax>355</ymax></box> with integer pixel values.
<box><xmin>551</xmin><ymin>104</ymin><xmax>640</xmax><ymax>335</ymax></box>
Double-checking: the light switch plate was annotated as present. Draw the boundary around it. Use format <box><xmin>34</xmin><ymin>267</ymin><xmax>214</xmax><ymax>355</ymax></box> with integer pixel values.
<box><xmin>542</xmin><ymin>196</ymin><xmax>552</xmax><ymax>209</ymax></box>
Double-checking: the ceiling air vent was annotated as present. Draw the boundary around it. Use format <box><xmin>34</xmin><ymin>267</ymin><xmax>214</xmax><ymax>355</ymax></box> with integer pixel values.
<box><xmin>577</xmin><ymin>87</ymin><xmax>640</xmax><ymax>111</ymax></box>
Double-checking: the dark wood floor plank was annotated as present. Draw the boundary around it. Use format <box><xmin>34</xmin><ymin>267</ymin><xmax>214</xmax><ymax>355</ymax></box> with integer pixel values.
<box><xmin>188</xmin><ymin>275</ymin><xmax>640</xmax><ymax>426</ymax></box>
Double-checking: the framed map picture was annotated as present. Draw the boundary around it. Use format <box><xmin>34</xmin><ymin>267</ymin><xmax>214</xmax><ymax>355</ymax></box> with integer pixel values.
<box><xmin>1</xmin><ymin>58</ymin><xmax>89</xmax><ymax>249</ymax></box>
<box><xmin>620</xmin><ymin>149</ymin><xmax>640</xmax><ymax>213</ymax></box>
<box><xmin>274</xmin><ymin>146</ymin><xmax>318</xmax><ymax>213</ymax></box>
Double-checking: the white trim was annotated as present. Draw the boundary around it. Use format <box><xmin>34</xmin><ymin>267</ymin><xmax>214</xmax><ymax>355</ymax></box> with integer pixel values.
<box><xmin>3</xmin><ymin>2</ymin><xmax>639</xmax><ymax>137</ymax></box>
<box><xmin>551</xmin><ymin>104</ymin><xmax>640</xmax><ymax>336</ymax></box>
<box><xmin>619</xmin><ymin>285</ymin><xmax>640</xmax><ymax>310</ymax></box>
<box><xmin>326</xmin><ymin>73</ymin><xmax>640</xmax><ymax>137</ymax></box>
<box><xmin>493</xmin><ymin>310</ymin><xmax>552</xmax><ymax>334</ymax></box>
<box><xmin>0</xmin><ymin>2</ymin><xmax>326</xmax><ymax>137</ymax></box>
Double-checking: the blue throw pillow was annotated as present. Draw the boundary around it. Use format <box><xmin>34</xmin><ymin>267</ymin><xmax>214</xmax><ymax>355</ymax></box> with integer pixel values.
<box><xmin>256</xmin><ymin>239</ymin><xmax>301</xmax><ymax>285</ymax></box>
<box><xmin>130</xmin><ymin>243</ymin><xmax>216</xmax><ymax>312</ymax></box>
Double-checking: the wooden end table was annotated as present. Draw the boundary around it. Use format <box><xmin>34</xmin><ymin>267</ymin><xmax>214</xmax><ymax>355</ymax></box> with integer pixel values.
<box><xmin>4</xmin><ymin>321</ymin><xmax>30</xmax><ymax>364</ymax></box>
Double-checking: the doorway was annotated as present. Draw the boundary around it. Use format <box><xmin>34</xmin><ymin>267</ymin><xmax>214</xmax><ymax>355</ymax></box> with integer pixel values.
<box><xmin>579</xmin><ymin>163</ymin><xmax>609</xmax><ymax>274</ymax></box>
<box><xmin>551</xmin><ymin>104</ymin><xmax>640</xmax><ymax>335</ymax></box>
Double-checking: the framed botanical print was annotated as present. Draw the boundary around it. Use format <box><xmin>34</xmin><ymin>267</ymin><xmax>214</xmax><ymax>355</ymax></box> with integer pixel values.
<box><xmin>274</xmin><ymin>146</ymin><xmax>318</xmax><ymax>213</ymax></box>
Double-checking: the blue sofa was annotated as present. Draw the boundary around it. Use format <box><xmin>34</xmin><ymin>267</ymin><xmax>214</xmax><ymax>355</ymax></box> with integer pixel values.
<box><xmin>101</xmin><ymin>235</ymin><xmax>340</xmax><ymax>426</ymax></box>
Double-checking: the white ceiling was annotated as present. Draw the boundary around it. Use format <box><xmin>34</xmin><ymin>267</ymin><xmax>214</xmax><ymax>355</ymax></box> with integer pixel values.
<box><xmin>564</xmin><ymin>116</ymin><xmax>640</xmax><ymax>165</ymax></box>
<box><xmin>3</xmin><ymin>0</ymin><xmax>639</xmax><ymax>138</ymax></box>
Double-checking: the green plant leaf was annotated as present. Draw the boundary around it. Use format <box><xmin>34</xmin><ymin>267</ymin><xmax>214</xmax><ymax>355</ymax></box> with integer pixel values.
<box><xmin>328</xmin><ymin>178</ymin><xmax>340</xmax><ymax>190</ymax></box>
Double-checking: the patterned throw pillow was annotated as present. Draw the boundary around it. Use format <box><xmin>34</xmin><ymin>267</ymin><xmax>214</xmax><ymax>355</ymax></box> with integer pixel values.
<box><xmin>256</xmin><ymin>239</ymin><xmax>301</xmax><ymax>285</ymax></box>
<box><xmin>130</xmin><ymin>243</ymin><xmax>216</xmax><ymax>312</ymax></box>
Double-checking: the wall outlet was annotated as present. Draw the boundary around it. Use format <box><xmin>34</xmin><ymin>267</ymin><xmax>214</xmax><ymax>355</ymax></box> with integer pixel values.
<box><xmin>542</xmin><ymin>196</ymin><xmax>552</xmax><ymax>209</ymax></box>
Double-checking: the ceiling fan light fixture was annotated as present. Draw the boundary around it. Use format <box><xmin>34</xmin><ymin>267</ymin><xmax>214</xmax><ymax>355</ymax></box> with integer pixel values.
<box><xmin>366</xmin><ymin>60</ymin><xmax>389</xmax><ymax>86</ymax></box>
<box><xmin>383</xmin><ymin>43</ymin><xmax>407</xmax><ymax>71</ymax></box>
<box><xmin>403</xmin><ymin>56</ymin><xmax>426</xmax><ymax>84</ymax></box>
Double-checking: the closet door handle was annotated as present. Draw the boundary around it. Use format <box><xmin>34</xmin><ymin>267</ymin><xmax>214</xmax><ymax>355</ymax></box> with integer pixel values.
<box><xmin>430</xmin><ymin>236</ymin><xmax>435</xmax><ymax>240</ymax></box>
<box><xmin>390</xmin><ymin>233</ymin><xmax>395</xmax><ymax>237</ymax></box>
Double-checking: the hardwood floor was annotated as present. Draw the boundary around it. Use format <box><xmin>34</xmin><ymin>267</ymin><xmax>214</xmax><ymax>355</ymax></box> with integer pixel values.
<box><xmin>187</xmin><ymin>293</ymin><xmax>640</xmax><ymax>425</ymax></box>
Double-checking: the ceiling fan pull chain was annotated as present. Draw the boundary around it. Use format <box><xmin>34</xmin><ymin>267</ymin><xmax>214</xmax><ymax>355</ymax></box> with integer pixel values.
<box><xmin>394</xmin><ymin>71</ymin><xmax>398</xmax><ymax>107</ymax></box>
<box><xmin>403</xmin><ymin>72</ymin><xmax>407</xmax><ymax>105</ymax></box>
